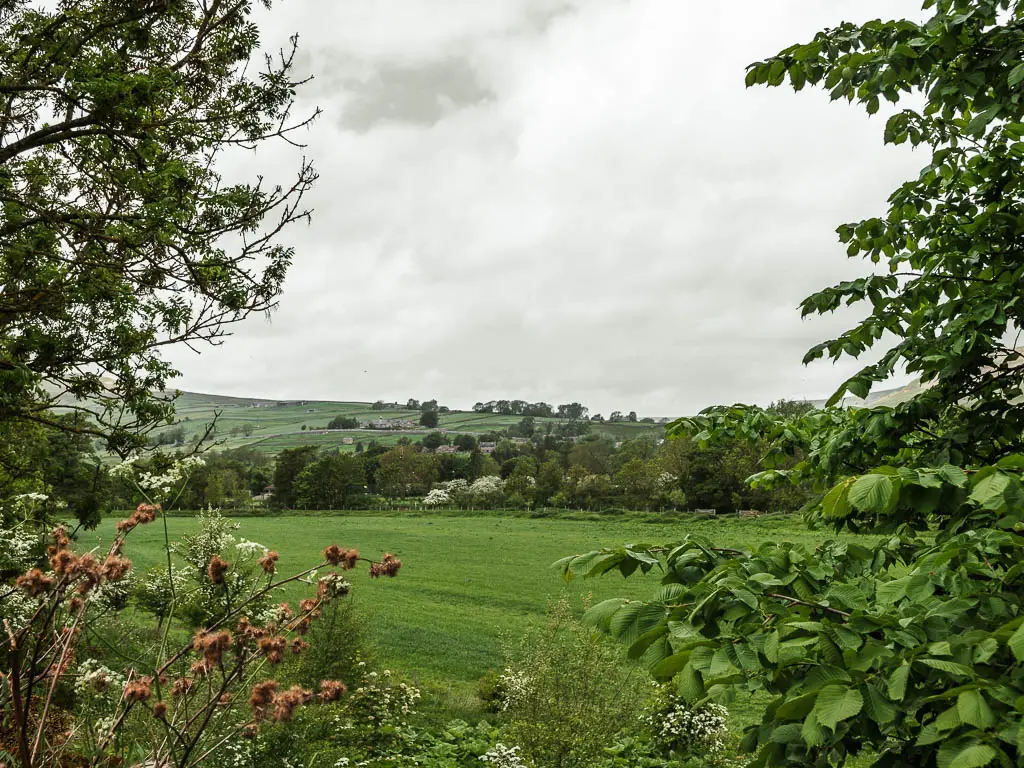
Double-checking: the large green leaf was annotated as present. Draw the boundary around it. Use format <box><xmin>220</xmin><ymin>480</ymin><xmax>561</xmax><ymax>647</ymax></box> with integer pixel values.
<box><xmin>957</xmin><ymin>690</ymin><xmax>995</xmax><ymax>729</ymax></box>
<box><xmin>848</xmin><ymin>474</ymin><xmax>895</xmax><ymax>513</ymax></box>
<box><xmin>937</xmin><ymin>739</ymin><xmax>997</xmax><ymax>768</ymax></box>
<box><xmin>969</xmin><ymin>473</ymin><xmax>1011</xmax><ymax>510</ymax></box>
<box><xmin>608</xmin><ymin>601</ymin><xmax>665</xmax><ymax>646</ymax></box>
<box><xmin>812</xmin><ymin>685</ymin><xmax>863</xmax><ymax>730</ymax></box>
<box><xmin>1009</xmin><ymin>61</ymin><xmax>1024</xmax><ymax>88</ymax></box>
<box><xmin>888</xmin><ymin>663</ymin><xmax>911</xmax><ymax>701</ymax></box>
<box><xmin>582</xmin><ymin>598</ymin><xmax>628</xmax><ymax>630</ymax></box>
<box><xmin>821</xmin><ymin>481</ymin><xmax>852</xmax><ymax>519</ymax></box>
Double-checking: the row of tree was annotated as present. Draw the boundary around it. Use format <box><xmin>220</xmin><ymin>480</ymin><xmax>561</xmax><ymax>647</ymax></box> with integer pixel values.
<box><xmin>266</xmin><ymin>428</ymin><xmax>811</xmax><ymax>513</ymax></box>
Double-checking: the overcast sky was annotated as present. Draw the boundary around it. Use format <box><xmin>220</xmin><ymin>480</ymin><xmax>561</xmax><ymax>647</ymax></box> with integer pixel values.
<box><xmin>169</xmin><ymin>0</ymin><xmax>928</xmax><ymax>418</ymax></box>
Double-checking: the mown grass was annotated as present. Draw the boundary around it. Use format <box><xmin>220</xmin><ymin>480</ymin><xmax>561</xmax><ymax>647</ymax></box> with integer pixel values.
<box><xmin>89</xmin><ymin>513</ymin><xmax>869</xmax><ymax>724</ymax></box>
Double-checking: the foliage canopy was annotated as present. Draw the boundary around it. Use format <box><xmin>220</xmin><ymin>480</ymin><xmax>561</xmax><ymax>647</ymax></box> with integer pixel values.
<box><xmin>0</xmin><ymin>0</ymin><xmax>317</xmax><ymax>455</ymax></box>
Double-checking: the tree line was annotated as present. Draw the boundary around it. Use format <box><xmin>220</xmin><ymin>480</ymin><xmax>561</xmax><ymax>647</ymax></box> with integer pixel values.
<box><xmin>265</xmin><ymin>402</ymin><xmax>813</xmax><ymax>513</ymax></box>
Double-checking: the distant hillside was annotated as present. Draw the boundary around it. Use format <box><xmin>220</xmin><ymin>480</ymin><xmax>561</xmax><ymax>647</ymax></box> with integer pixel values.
<box><xmin>160</xmin><ymin>390</ymin><xmax>665</xmax><ymax>454</ymax></box>
<box><xmin>810</xmin><ymin>380</ymin><xmax>925</xmax><ymax>409</ymax></box>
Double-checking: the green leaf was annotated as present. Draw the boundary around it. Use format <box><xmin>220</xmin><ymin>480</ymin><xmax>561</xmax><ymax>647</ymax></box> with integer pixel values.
<box><xmin>1008</xmin><ymin>622</ymin><xmax>1024</xmax><ymax>662</ymax></box>
<box><xmin>1009</xmin><ymin>61</ymin><xmax>1024</xmax><ymax>88</ymax></box>
<box><xmin>582</xmin><ymin>598</ymin><xmax>627</xmax><ymax>629</ymax></box>
<box><xmin>918</xmin><ymin>658</ymin><xmax>974</xmax><ymax>677</ymax></box>
<box><xmin>969</xmin><ymin>472</ymin><xmax>1011</xmax><ymax>510</ymax></box>
<box><xmin>802</xmin><ymin>712</ymin><xmax>827</xmax><ymax>747</ymax></box>
<box><xmin>608</xmin><ymin>602</ymin><xmax>665</xmax><ymax>646</ymax></box>
<box><xmin>935</xmin><ymin>705</ymin><xmax>962</xmax><ymax>732</ymax></box>
<box><xmin>821</xmin><ymin>481</ymin><xmax>852</xmax><ymax>519</ymax></box>
<box><xmin>848</xmin><ymin>473</ymin><xmax>895</xmax><ymax>513</ymax></box>
<box><xmin>812</xmin><ymin>685</ymin><xmax>863</xmax><ymax>730</ymax></box>
<box><xmin>770</xmin><ymin>723</ymin><xmax>803</xmax><ymax>744</ymax></box>
<box><xmin>877</xmin><ymin>576</ymin><xmax>909</xmax><ymax>605</ymax></box>
<box><xmin>827</xmin><ymin>583</ymin><xmax>868</xmax><ymax>610</ymax></box>
<box><xmin>776</xmin><ymin>692</ymin><xmax>817</xmax><ymax>720</ymax></box>
<box><xmin>995</xmin><ymin>453</ymin><xmax>1024</xmax><ymax>470</ymax></box>
<box><xmin>889</xmin><ymin>663</ymin><xmax>911</xmax><ymax>701</ymax></box>
<box><xmin>957</xmin><ymin>690</ymin><xmax>995</xmax><ymax>729</ymax></box>
<box><xmin>939</xmin><ymin>465</ymin><xmax>970</xmax><ymax>487</ymax></box>
<box><xmin>676</xmin><ymin>661</ymin><xmax>703</xmax><ymax>701</ymax></box>
<box><xmin>650</xmin><ymin>651</ymin><xmax>690</xmax><ymax>680</ymax></box>
<box><xmin>966</xmin><ymin>104</ymin><xmax>1001</xmax><ymax>135</ymax></box>
<box><xmin>938</xmin><ymin>740</ymin><xmax>997</xmax><ymax>768</ymax></box>
<box><xmin>864</xmin><ymin>685</ymin><xmax>898</xmax><ymax>724</ymax></box>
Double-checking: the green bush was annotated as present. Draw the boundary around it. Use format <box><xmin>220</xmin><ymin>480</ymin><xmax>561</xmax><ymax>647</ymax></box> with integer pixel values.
<box><xmin>286</xmin><ymin>598</ymin><xmax>374</xmax><ymax>692</ymax></box>
<box><xmin>476</xmin><ymin>668</ymin><xmax>505</xmax><ymax>713</ymax></box>
<box><xmin>499</xmin><ymin>599</ymin><xmax>646</xmax><ymax>768</ymax></box>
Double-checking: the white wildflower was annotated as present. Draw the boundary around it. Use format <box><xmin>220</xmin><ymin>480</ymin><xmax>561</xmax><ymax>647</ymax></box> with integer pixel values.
<box><xmin>235</xmin><ymin>538</ymin><xmax>268</xmax><ymax>557</ymax></box>
<box><xmin>14</xmin><ymin>492</ymin><xmax>48</xmax><ymax>503</ymax></box>
<box><xmin>498</xmin><ymin>667</ymin><xmax>530</xmax><ymax>712</ymax></box>
<box><xmin>0</xmin><ymin>523</ymin><xmax>36</xmax><ymax>573</ymax></box>
<box><xmin>480</xmin><ymin>744</ymin><xmax>528</xmax><ymax>768</ymax></box>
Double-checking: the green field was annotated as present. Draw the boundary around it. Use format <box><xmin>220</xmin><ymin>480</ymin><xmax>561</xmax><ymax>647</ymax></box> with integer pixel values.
<box><xmin>92</xmin><ymin>513</ymin><xmax>870</xmax><ymax>712</ymax></box>
<box><xmin>164</xmin><ymin>390</ymin><xmax>665</xmax><ymax>453</ymax></box>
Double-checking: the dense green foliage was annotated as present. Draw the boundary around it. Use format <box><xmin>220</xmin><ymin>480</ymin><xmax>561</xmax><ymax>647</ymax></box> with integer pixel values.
<box><xmin>500</xmin><ymin>599</ymin><xmax>647</xmax><ymax>768</ymax></box>
<box><xmin>559</xmin><ymin>3</ymin><xmax>1024</xmax><ymax>767</ymax></box>
<box><xmin>0</xmin><ymin>0</ymin><xmax>316</xmax><ymax>456</ymax></box>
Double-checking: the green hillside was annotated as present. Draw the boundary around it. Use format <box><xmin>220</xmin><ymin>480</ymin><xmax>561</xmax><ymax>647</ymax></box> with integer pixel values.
<box><xmin>162</xmin><ymin>390</ymin><xmax>665</xmax><ymax>454</ymax></box>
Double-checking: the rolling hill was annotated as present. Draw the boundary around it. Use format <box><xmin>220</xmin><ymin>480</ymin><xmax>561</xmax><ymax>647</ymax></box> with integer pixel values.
<box><xmin>161</xmin><ymin>390</ymin><xmax>666</xmax><ymax>454</ymax></box>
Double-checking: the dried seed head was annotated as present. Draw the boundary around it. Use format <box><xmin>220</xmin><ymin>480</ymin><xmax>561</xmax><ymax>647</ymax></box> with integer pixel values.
<box><xmin>16</xmin><ymin>569</ymin><xmax>53</xmax><ymax>597</ymax></box>
<box><xmin>319</xmin><ymin>679</ymin><xmax>347</xmax><ymax>703</ymax></box>
<box><xmin>258</xmin><ymin>551</ymin><xmax>279</xmax><ymax>574</ymax></box>
<box><xmin>250</xmin><ymin>680</ymin><xmax>279</xmax><ymax>721</ymax></box>
<box><xmin>124</xmin><ymin>676</ymin><xmax>153</xmax><ymax>703</ymax></box>
<box><xmin>207</xmin><ymin>556</ymin><xmax>230</xmax><ymax>584</ymax></box>
<box><xmin>101</xmin><ymin>555</ymin><xmax>132</xmax><ymax>582</ymax></box>
<box><xmin>258</xmin><ymin>636</ymin><xmax>287</xmax><ymax>665</ymax></box>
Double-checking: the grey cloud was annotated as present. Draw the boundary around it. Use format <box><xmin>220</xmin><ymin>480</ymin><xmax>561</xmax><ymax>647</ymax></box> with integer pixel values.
<box><xmin>339</xmin><ymin>58</ymin><xmax>493</xmax><ymax>132</ymax></box>
<box><xmin>170</xmin><ymin>0</ymin><xmax>928</xmax><ymax>417</ymax></box>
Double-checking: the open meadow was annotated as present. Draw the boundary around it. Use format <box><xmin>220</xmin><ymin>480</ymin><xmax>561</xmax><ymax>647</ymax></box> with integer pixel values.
<box><xmin>91</xmin><ymin>512</ymin><xmax>873</xmax><ymax>717</ymax></box>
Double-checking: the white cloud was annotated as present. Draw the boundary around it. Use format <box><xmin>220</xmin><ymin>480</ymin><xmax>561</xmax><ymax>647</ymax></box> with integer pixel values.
<box><xmin>169</xmin><ymin>0</ymin><xmax>928</xmax><ymax>416</ymax></box>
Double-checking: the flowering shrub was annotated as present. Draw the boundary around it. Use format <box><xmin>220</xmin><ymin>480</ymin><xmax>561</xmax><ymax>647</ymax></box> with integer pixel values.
<box><xmin>72</xmin><ymin>658</ymin><xmax>128</xmax><ymax>754</ymax></box>
<box><xmin>496</xmin><ymin>667</ymin><xmax>530</xmax><ymax>712</ymax></box>
<box><xmin>109</xmin><ymin>453</ymin><xmax>207</xmax><ymax>501</ymax></box>
<box><xmin>480</xmin><ymin>742</ymin><xmax>529</xmax><ymax>768</ymax></box>
<box><xmin>228</xmin><ymin>713</ymin><xmax>505</xmax><ymax>768</ymax></box>
<box><xmin>643</xmin><ymin>685</ymin><xmax>728</xmax><ymax>759</ymax></box>
<box><xmin>135</xmin><ymin>564</ymin><xmax>191</xmax><ymax>618</ymax></box>
<box><xmin>0</xmin><ymin>520</ymin><xmax>37</xmax><ymax>574</ymax></box>
<box><xmin>469</xmin><ymin>476</ymin><xmax>505</xmax><ymax>508</ymax></box>
<box><xmin>346</xmin><ymin>665</ymin><xmax>421</xmax><ymax>735</ymax></box>
<box><xmin>0</xmin><ymin>454</ymin><xmax>402</xmax><ymax>768</ymax></box>
<box><xmin>440</xmin><ymin>478</ymin><xmax>472</xmax><ymax>507</ymax></box>
<box><xmin>153</xmin><ymin>506</ymin><xmax>281</xmax><ymax>627</ymax></box>
<box><xmin>424</xmin><ymin>487</ymin><xmax>451</xmax><ymax>507</ymax></box>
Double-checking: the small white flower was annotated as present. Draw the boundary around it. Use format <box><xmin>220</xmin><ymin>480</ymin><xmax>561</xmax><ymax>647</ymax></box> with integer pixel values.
<box><xmin>480</xmin><ymin>743</ymin><xmax>528</xmax><ymax>768</ymax></box>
